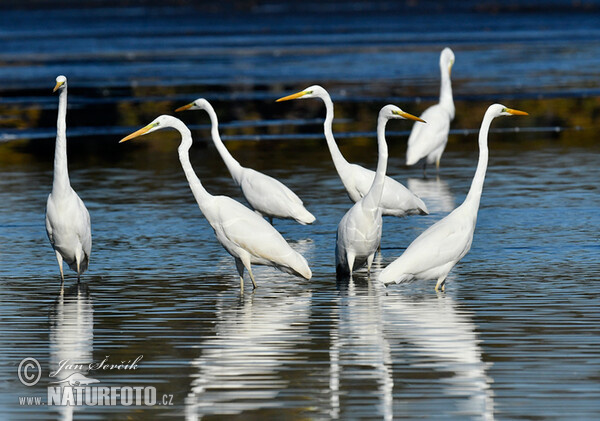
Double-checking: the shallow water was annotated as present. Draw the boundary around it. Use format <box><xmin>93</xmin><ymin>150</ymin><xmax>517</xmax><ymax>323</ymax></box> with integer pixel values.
<box><xmin>1</xmin><ymin>2</ymin><xmax>600</xmax><ymax>420</ymax></box>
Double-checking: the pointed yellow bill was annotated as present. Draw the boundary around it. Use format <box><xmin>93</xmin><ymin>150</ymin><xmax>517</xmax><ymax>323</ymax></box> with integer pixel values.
<box><xmin>505</xmin><ymin>108</ymin><xmax>528</xmax><ymax>116</ymax></box>
<box><xmin>276</xmin><ymin>91</ymin><xmax>308</xmax><ymax>102</ymax></box>
<box><xmin>53</xmin><ymin>81</ymin><xmax>64</xmax><ymax>92</ymax></box>
<box><xmin>119</xmin><ymin>124</ymin><xmax>154</xmax><ymax>143</ymax></box>
<box><xmin>394</xmin><ymin>110</ymin><xmax>426</xmax><ymax>123</ymax></box>
<box><xmin>175</xmin><ymin>103</ymin><xmax>193</xmax><ymax>112</ymax></box>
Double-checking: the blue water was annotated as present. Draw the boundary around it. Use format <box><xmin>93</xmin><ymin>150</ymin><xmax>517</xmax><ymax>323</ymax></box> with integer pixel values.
<box><xmin>1</xmin><ymin>2</ymin><xmax>599</xmax><ymax>420</ymax></box>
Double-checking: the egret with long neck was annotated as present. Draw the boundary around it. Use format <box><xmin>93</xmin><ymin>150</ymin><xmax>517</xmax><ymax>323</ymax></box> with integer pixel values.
<box><xmin>45</xmin><ymin>75</ymin><xmax>92</xmax><ymax>287</ymax></box>
<box><xmin>406</xmin><ymin>47</ymin><xmax>456</xmax><ymax>173</ymax></box>
<box><xmin>120</xmin><ymin>115</ymin><xmax>312</xmax><ymax>291</ymax></box>
<box><xmin>175</xmin><ymin>98</ymin><xmax>315</xmax><ymax>225</ymax></box>
<box><xmin>336</xmin><ymin>105</ymin><xmax>425</xmax><ymax>277</ymax></box>
<box><xmin>380</xmin><ymin>104</ymin><xmax>527</xmax><ymax>291</ymax></box>
<box><xmin>277</xmin><ymin>85</ymin><xmax>428</xmax><ymax>217</ymax></box>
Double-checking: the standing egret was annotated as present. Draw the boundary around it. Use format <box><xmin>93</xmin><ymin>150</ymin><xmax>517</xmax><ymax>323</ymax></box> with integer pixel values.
<box><xmin>336</xmin><ymin>105</ymin><xmax>425</xmax><ymax>278</ymax></box>
<box><xmin>45</xmin><ymin>75</ymin><xmax>92</xmax><ymax>286</ymax></box>
<box><xmin>379</xmin><ymin>104</ymin><xmax>527</xmax><ymax>291</ymax></box>
<box><xmin>277</xmin><ymin>86</ymin><xmax>428</xmax><ymax>217</ymax></box>
<box><xmin>120</xmin><ymin>116</ymin><xmax>312</xmax><ymax>291</ymax></box>
<box><xmin>175</xmin><ymin>98</ymin><xmax>315</xmax><ymax>225</ymax></box>
<box><xmin>406</xmin><ymin>48</ymin><xmax>455</xmax><ymax>173</ymax></box>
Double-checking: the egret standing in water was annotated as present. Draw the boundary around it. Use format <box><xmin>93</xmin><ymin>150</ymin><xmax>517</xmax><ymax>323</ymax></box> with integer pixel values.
<box><xmin>379</xmin><ymin>104</ymin><xmax>527</xmax><ymax>291</ymax></box>
<box><xmin>406</xmin><ymin>48</ymin><xmax>455</xmax><ymax>173</ymax></box>
<box><xmin>336</xmin><ymin>105</ymin><xmax>425</xmax><ymax>278</ymax></box>
<box><xmin>175</xmin><ymin>98</ymin><xmax>315</xmax><ymax>225</ymax></box>
<box><xmin>45</xmin><ymin>76</ymin><xmax>92</xmax><ymax>287</ymax></box>
<box><xmin>120</xmin><ymin>116</ymin><xmax>312</xmax><ymax>291</ymax></box>
<box><xmin>277</xmin><ymin>86</ymin><xmax>428</xmax><ymax>217</ymax></box>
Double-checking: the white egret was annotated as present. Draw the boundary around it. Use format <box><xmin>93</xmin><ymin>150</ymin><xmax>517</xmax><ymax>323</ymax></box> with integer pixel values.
<box><xmin>406</xmin><ymin>47</ymin><xmax>455</xmax><ymax>173</ymax></box>
<box><xmin>120</xmin><ymin>115</ymin><xmax>312</xmax><ymax>291</ymax></box>
<box><xmin>175</xmin><ymin>98</ymin><xmax>315</xmax><ymax>225</ymax></box>
<box><xmin>336</xmin><ymin>105</ymin><xmax>425</xmax><ymax>277</ymax></box>
<box><xmin>45</xmin><ymin>75</ymin><xmax>92</xmax><ymax>286</ymax></box>
<box><xmin>379</xmin><ymin>104</ymin><xmax>527</xmax><ymax>291</ymax></box>
<box><xmin>277</xmin><ymin>86</ymin><xmax>428</xmax><ymax>217</ymax></box>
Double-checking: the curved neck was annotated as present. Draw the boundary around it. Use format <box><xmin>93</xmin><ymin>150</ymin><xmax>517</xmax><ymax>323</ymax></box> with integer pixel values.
<box><xmin>321</xmin><ymin>93</ymin><xmax>350</xmax><ymax>174</ymax></box>
<box><xmin>439</xmin><ymin>63</ymin><xmax>455</xmax><ymax>120</ymax></box>
<box><xmin>362</xmin><ymin>115</ymin><xmax>389</xmax><ymax>210</ymax></box>
<box><xmin>53</xmin><ymin>87</ymin><xmax>71</xmax><ymax>192</ymax></box>
<box><xmin>463</xmin><ymin>111</ymin><xmax>493</xmax><ymax>213</ymax></box>
<box><xmin>173</xmin><ymin>119</ymin><xmax>213</xmax><ymax>209</ymax></box>
<box><xmin>204</xmin><ymin>105</ymin><xmax>243</xmax><ymax>182</ymax></box>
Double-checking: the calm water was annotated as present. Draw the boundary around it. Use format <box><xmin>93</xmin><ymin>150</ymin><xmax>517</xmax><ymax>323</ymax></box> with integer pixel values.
<box><xmin>1</xmin><ymin>2</ymin><xmax>599</xmax><ymax>420</ymax></box>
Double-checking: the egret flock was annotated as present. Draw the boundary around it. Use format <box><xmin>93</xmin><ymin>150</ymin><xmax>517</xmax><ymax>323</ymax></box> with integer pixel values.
<box><xmin>45</xmin><ymin>48</ymin><xmax>528</xmax><ymax>292</ymax></box>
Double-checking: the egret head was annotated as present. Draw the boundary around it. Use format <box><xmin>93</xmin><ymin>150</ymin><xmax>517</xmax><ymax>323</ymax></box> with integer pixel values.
<box><xmin>276</xmin><ymin>85</ymin><xmax>327</xmax><ymax>102</ymax></box>
<box><xmin>440</xmin><ymin>48</ymin><xmax>455</xmax><ymax>76</ymax></box>
<box><xmin>175</xmin><ymin>98</ymin><xmax>212</xmax><ymax>113</ymax></box>
<box><xmin>489</xmin><ymin>103</ymin><xmax>529</xmax><ymax>118</ymax></box>
<box><xmin>119</xmin><ymin>115</ymin><xmax>174</xmax><ymax>143</ymax></box>
<box><xmin>380</xmin><ymin>104</ymin><xmax>426</xmax><ymax>123</ymax></box>
<box><xmin>53</xmin><ymin>75</ymin><xmax>67</xmax><ymax>93</ymax></box>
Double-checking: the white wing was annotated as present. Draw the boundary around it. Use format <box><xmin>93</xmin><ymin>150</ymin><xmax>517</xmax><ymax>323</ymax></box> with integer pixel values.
<box><xmin>406</xmin><ymin>105</ymin><xmax>451</xmax><ymax>165</ymax></box>
<box><xmin>348</xmin><ymin>164</ymin><xmax>428</xmax><ymax>216</ymax></box>
<box><xmin>45</xmin><ymin>188</ymin><xmax>92</xmax><ymax>272</ymax></box>
<box><xmin>380</xmin><ymin>206</ymin><xmax>475</xmax><ymax>283</ymax></box>
<box><xmin>239</xmin><ymin>168</ymin><xmax>315</xmax><ymax>224</ymax></box>
<box><xmin>207</xmin><ymin>196</ymin><xmax>311</xmax><ymax>278</ymax></box>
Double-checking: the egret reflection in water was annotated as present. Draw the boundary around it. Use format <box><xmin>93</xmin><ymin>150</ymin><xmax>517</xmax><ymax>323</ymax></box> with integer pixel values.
<box><xmin>383</xmin><ymin>291</ymin><xmax>494</xmax><ymax>419</ymax></box>
<box><xmin>330</xmin><ymin>279</ymin><xmax>393</xmax><ymax>420</ymax></box>
<box><xmin>407</xmin><ymin>177</ymin><xmax>455</xmax><ymax>214</ymax></box>
<box><xmin>329</xmin><ymin>279</ymin><xmax>493</xmax><ymax>420</ymax></box>
<box><xmin>49</xmin><ymin>283</ymin><xmax>94</xmax><ymax>421</ymax></box>
<box><xmin>184</xmin><ymin>289</ymin><xmax>312</xmax><ymax>419</ymax></box>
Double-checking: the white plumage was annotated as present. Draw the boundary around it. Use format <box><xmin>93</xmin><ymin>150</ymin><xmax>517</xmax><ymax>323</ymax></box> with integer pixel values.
<box><xmin>45</xmin><ymin>75</ymin><xmax>92</xmax><ymax>286</ymax></box>
<box><xmin>120</xmin><ymin>115</ymin><xmax>312</xmax><ymax>291</ymax></box>
<box><xmin>406</xmin><ymin>48</ymin><xmax>455</xmax><ymax>172</ymax></box>
<box><xmin>277</xmin><ymin>85</ymin><xmax>428</xmax><ymax>217</ymax></box>
<box><xmin>336</xmin><ymin>105</ymin><xmax>425</xmax><ymax>277</ymax></box>
<box><xmin>176</xmin><ymin>98</ymin><xmax>315</xmax><ymax>225</ymax></box>
<box><xmin>380</xmin><ymin>104</ymin><xmax>528</xmax><ymax>291</ymax></box>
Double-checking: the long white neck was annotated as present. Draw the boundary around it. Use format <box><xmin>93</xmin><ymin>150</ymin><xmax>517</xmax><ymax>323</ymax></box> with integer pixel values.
<box><xmin>439</xmin><ymin>63</ymin><xmax>455</xmax><ymax>120</ymax></box>
<box><xmin>362</xmin><ymin>114</ymin><xmax>389</xmax><ymax>211</ymax></box>
<box><xmin>463</xmin><ymin>110</ymin><xmax>493</xmax><ymax>215</ymax></box>
<box><xmin>203</xmin><ymin>104</ymin><xmax>243</xmax><ymax>183</ymax></box>
<box><xmin>321</xmin><ymin>93</ymin><xmax>351</xmax><ymax>175</ymax></box>
<box><xmin>53</xmin><ymin>86</ymin><xmax>71</xmax><ymax>193</ymax></box>
<box><xmin>171</xmin><ymin>118</ymin><xmax>213</xmax><ymax>210</ymax></box>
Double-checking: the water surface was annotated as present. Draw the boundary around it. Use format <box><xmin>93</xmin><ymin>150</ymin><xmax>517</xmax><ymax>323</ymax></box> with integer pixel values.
<box><xmin>1</xmin><ymin>2</ymin><xmax>599</xmax><ymax>420</ymax></box>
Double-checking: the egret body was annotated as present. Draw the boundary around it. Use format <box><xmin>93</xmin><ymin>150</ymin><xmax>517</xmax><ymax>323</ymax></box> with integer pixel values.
<box><xmin>336</xmin><ymin>105</ymin><xmax>425</xmax><ymax>277</ymax></box>
<box><xmin>120</xmin><ymin>116</ymin><xmax>312</xmax><ymax>291</ymax></box>
<box><xmin>175</xmin><ymin>99</ymin><xmax>315</xmax><ymax>225</ymax></box>
<box><xmin>380</xmin><ymin>104</ymin><xmax>527</xmax><ymax>291</ymax></box>
<box><xmin>406</xmin><ymin>48</ymin><xmax>455</xmax><ymax>172</ymax></box>
<box><xmin>45</xmin><ymin>75</ymin><xmax>92</xmax><ymax>285</ymax></box>
<box><xmin>277</xmin><ymin>85</ymin><xmax>428</xmax><ymax>217</ymax></box>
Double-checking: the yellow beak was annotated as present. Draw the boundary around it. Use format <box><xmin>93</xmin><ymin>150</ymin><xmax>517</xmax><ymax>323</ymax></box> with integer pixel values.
<box><xmin>394</xmin><ymin>110</ymin><xmax>426</xmax><ymax>123</ymax></box>
<box><xmin>53</xmin><ymin>81</ymin><xmax>64</xmax><ymax>93</ymax></box>
<box><xmin>276</xmin><ymin>91</ymin><xmax>307</xmax><ymax>102</ymax></box>
<box><xmin>505</xmin><ymin>108</ymin><xmax>529</xmax><ymax>116</ymax></box>
<box><xmin>119</xmin><ymin>124</ymin><xmax>154</xmax><ymax>143</ymax></box>
<box><xmin>175</xmin><ymin>103</ymin><xmax>193</xmax><ymax>112</ymax></box>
